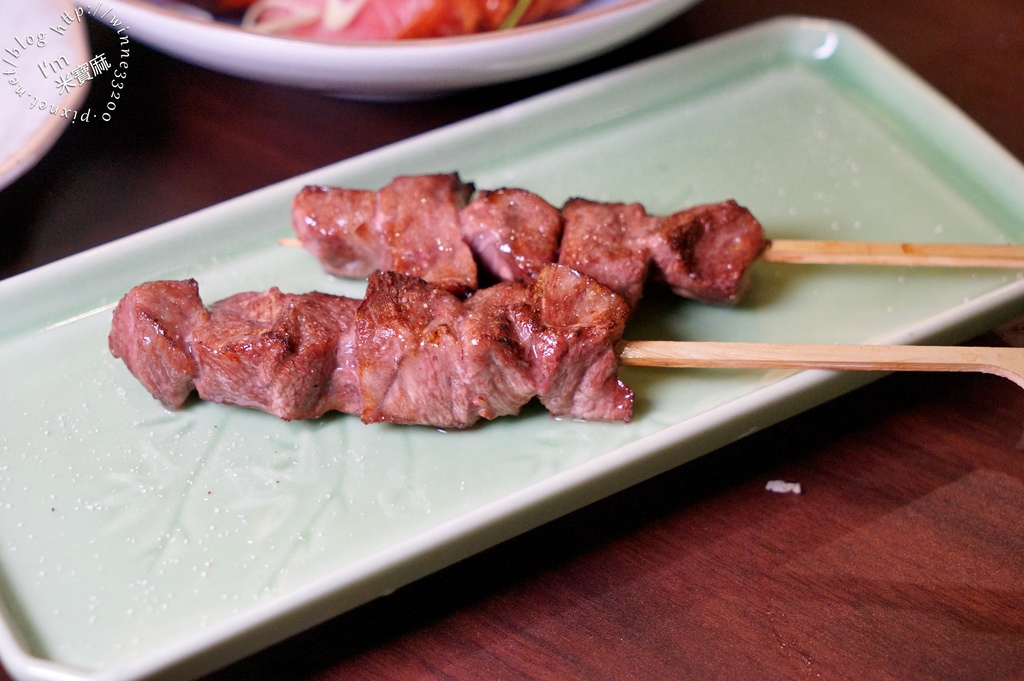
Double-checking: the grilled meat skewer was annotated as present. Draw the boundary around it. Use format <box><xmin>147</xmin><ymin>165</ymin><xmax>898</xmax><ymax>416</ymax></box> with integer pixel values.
<box><xmin>109</xmin><ymin>265</ymin><xmax>632</xmax><ymax>429</ymax></box>
<box><xmin>291</xmin><ymin>173</ymin><xmax>769</xmax><ymax>308</ymax></box>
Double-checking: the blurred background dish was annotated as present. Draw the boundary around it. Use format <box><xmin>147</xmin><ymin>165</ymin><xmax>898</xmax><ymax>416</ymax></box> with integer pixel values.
<box><xmin>100</xmin><ymin>0</ymin><xmax>704</xmax><ymax>99</ymax></box>
<box><xmin>0</xmin><ymin>1</ymin><xmax>92</xmax><ymax>190</ymax></box>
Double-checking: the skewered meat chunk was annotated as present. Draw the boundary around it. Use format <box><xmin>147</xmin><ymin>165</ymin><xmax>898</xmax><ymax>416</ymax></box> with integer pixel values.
<box><xmin>292</xmin><ymin>173</ymin><xmax>478</xmax><ymax>295</ymax></box>
<box><xmin>458</xmin><ymin>188</ymin><xmax>564</xmax><ymax>284</ymax></box>
<box><xmin>516</xmin><ymin>264</ymin><xmax>633</xmax><ymax>422</ymax></box>
<box><xmin>355</xmin><ymin>269</ymin><xmax>478</xmax><ymax>427</ymax></box>
<box><xmin>557</xmin><ymin>199</ymin><xmax>660</xmax><ymax>309</ymax></box>
<box><xmin>290</xmin><ymin>175</ymin><xmax>768</xmax><ymax>307</ymax></box>
<box><xmin>108</xmin><ymin>265</ymin><xmax>633</xmax><ymax>428</ymax></box>
<box><xmin>108</xmin><ymin>279</ymin><xmax>208</xmax><ymax>409</ymax></box>
<box><xmin>190</xmin><ymin>289</ymin><xmax>361</xmax><ymax>420</ymax></box>
<box><xmin>558</xmin><ymin>198</ymin><xmax>769</xmax><ymax>307</ymax></box>
<box><xmin>356</xmin><ymin>265</ymin><xmax>633</xmax><ymax>427</ymax></box>
<box><xmin>652</xmin><ymin>200</ymin><xmax>769</xmax><ymax>305</ymax></box>
<box><xmin>291</xmin><ymin>185</ymin><xmax>380</xmax><ymax>279</ymax></box>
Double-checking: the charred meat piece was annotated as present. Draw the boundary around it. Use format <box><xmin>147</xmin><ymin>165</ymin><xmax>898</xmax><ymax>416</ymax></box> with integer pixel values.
<box><xmin>558</xmin><ymin>198</ymin><xmax>769</xmax><ymax>308</ymax></box>
<box><xmin>110</xmin><ymin>283</ymin><xmax>361</xmax><ymax>420</ymax></box>
<box><xmin>355</xmin><ymin>264</ymin><xmax>632</xmax><ymax>427</ymax></box>
<box><xmin>354</xmin><ymin>265</ymin><xmax>633</xmax><ymax>428</ymax></box>
<box><xmin>108</xmin><ymin>266</ymin><xmax>633</xmax><ymax>428</ymax></box>
<box><xmin>190</xmin><ymin>289</ymin><xmax>360</xmax><ymax>420</ymax></box>
<box><xmin>457</xmin><ymin>283</ymin><xmax>540</xmax><ymax>422</ymax></box>
<box><xmin>651</xmin><ymin>200</ymin><xmax>768</xmax><ymax>305</ymax></box>
<box><xmin>291</xmin><ymin>185</ymin><xmax>381</xmax><ymax>279</ymax></box>
<box><xmin>354</xmin><ymin>269</ymin><xmax>472</xmax><ymax>427</ymax></box>
<box><xmin>516</xmin><ymin>265</ymin><xmax>633</xmax><ymax>422</ymax></box>
<box><xmin>458</xmin><ymin>188</ymin><xmax>563</xmax><ymax>285</ymax></box>
<box><xmin>556</xmin><ymin>199</ymin><xmax>661</xmax><ymax>310</ymax></box>
<box><xmin>108</xmin><ymin>279</ymin><xmax>208</xmax><ymax>409</ymax></box>
<box><xmin>292</xmin><ymin>173</ymin><xmax>477</xmax><ymax>295</ymax></box>
<box><xmin>378</xmin><ymin>174</ymin><xmax>477</xmax><ymax>295</ymax></box>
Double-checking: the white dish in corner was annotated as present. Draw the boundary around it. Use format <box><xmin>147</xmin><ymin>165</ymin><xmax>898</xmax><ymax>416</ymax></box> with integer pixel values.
<box><xmin>0</xmin><ymin>0</ymin><xmax>92</xmax><ymax>190</ymax></box>
<box><xmin>98</xmin><ymin>0</ymin><xmax>702</xmax><ymax>99</ymax></box>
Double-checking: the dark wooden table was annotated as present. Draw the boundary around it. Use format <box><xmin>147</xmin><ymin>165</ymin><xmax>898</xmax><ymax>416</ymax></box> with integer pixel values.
<box><xmin>2</xmin><ymin>0</ymin><xmax>1024</xmax><ymax>679</ymax></box>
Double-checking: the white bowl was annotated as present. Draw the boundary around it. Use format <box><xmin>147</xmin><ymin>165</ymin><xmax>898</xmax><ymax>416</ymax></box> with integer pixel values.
<box><xmin>101</xmin><ymin>0</ymin><xmax>703</xmax><ymax>99</ymax></box>
<box><xmin>0</xmin><ymin>0</ymin><xmax>92</xmax><ymax>189</ymax></box>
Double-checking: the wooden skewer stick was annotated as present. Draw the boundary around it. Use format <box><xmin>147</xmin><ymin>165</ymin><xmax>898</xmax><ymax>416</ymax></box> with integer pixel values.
<box><xmin>617</xmin><ymin>341</ymin><xmax>1024</xmax><ymax>389</ymax></box>
<box><xmin>281</xmin><ymin>237</ymin><xmax>1024</xmax><ymax>268</ymax></box>
<box><xmin>762</xmin><ymin>240</ymin><xmax>1024</xmax><ymax>268</ymax></box>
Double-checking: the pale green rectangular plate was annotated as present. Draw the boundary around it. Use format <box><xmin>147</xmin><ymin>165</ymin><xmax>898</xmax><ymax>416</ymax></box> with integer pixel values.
<box><xmin>2</xmin><ymin>16</ymin><xmax>1024</xmax><ymax>681</ymax></box>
